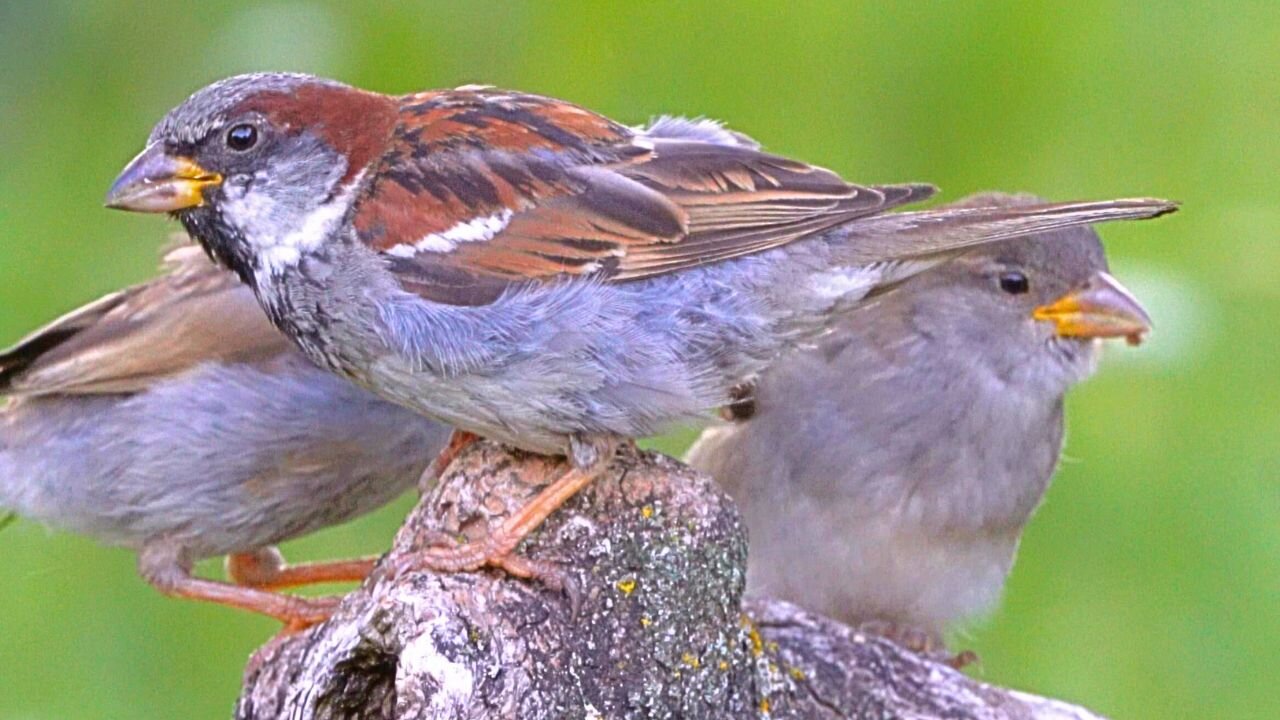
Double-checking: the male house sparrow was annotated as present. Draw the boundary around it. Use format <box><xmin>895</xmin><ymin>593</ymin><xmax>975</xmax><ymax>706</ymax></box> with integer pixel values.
<box><xmin>686</xmin><ymin>192</ymin><xmax>1150</xmax><ymax>654</ymax></box>
<box><xmin>0</xmin><ymin>245</ymin><xmax>450</xmax><ymax>626</ymax></box>
<box><xmin>105</xmin><ymin>73</ymin><xmax>1175</xmax><ymax>579</ymax></box>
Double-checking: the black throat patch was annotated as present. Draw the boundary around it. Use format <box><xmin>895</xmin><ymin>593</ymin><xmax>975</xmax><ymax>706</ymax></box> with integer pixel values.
<box><xmin>179</xmin><ymin>207</ymin><xmax>259</xmax><ymax>286</ymax></box>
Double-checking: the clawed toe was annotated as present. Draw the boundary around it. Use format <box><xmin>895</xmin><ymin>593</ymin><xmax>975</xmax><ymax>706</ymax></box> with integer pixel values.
<box><xmin>946</xmin><ymin>649</ymin><xmax>979</xmax><ymax>669</ymax></box>
<box><xmin>277</xmin><ymin>594</ymin><xmax>342</xmax><ymax>632</ymax></box>
<box><xmin>245</xmin><ymin>602</ymin><xmax>337</xmax><ymax>680</ymax></box>
<box><xmin>388</xmin><ymin>532</ymin><xmax>568</xmax><ymax>595</ymax></box>
<box><xmin>857</xmin><ymin>619</ymin><xmax>977</xmax><ymax>668</ymax></box>
<box><xmin>386</xmin><ymin>436</ymin><xmax>615</xmax><ymax>594</ymax></box>
<box><xmin>497</xmin><ymin>553</ymin><xmax>577</xmax><ymax>610</ymax></box>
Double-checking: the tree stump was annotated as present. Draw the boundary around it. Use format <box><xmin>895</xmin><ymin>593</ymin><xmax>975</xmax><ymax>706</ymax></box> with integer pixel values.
<box><xmin>237</xmin><ymin>442</ymin><xmax>1106</xmax><ymax>720</ymax></box>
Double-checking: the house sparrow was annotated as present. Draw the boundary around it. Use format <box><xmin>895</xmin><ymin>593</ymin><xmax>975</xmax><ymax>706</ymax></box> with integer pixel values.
<box><xmin>104</xmin><ymin>72</ymin><xmax>1175</xmax><ymax>580</ymax></box>
<box><xmin>0</xmin><ymin>245</ymin><xmax>450</xmax><ymax>626</ymax></box>
<box><xmin>685</xmin><ymin>192</ymin><xmax>1150</xmax><ymax>656</ymax></box>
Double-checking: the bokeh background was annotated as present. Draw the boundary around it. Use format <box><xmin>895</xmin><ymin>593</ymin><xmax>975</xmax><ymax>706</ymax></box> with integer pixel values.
<box><xmin>0</xmin><ymin>2</ymin><xmax>1275</xmax><ymax>718</ymax></box>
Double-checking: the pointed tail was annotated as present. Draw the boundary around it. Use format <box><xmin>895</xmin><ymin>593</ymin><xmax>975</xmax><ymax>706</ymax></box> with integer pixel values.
<box><xmin>836</xmin><ymin>197</ymin><xmax>1179</xmax><ymax>263</ymax></box>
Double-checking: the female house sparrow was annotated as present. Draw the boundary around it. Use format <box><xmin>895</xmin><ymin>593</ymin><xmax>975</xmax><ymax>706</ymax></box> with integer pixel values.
<box><xmin>104</xmin><ymin>72</ymin><xmax>1175</xmax><ymax>579</ymax></box>
<box><xmin>686</xmin><ymin>192</ymin><xmax>1150</xmax><ymax>654</ymax></box>
<box><xmin>0</xmin><ymin>245</ymin><xmax>450</xmax><ymax>626</ymax></box>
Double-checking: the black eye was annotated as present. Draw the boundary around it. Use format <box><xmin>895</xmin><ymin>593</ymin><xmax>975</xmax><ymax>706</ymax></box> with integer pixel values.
<box><xmin>225</xmin><ymin>124</ymin><xmax>258</xmax><ymax>151</ymax></box>
<box><xmin>998</xmin><ymin>271</ymin><xmax>1030</xmax><ymax>295</ymax></box>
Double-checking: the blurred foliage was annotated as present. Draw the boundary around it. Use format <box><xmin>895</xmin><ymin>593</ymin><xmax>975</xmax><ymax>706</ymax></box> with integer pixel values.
<box><xmin>0</xmin><ymin>1</ymin><xmax>1276</xmax><ymax>718</ymax></box>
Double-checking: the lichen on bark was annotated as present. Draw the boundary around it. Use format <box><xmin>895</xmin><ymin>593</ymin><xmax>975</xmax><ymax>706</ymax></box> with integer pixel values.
<box><xmin>237</xmin><ymin>441</ymin><xmax>1106</xmax><ymax>720</ymax></box>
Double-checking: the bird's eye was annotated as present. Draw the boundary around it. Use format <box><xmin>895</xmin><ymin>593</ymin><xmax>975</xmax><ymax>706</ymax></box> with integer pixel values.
<box><xmin>225</xmin><ymin>124</ymin><xmax>258</xmax><ymax>151</ymax></box>
<box><xmin>998</xmin><ymin>271</ymin><xmax>1030</xmax><ymax>295</ymax></box>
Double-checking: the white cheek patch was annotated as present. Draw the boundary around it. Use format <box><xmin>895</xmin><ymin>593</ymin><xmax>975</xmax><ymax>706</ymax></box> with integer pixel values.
<box><xmin>384</xmin><ymin>209</ymin><xmax>515</xmax><ymax>258</ymax></box>
<box><xmin>222</xmin><ymin>169</ymin><xmax>364</xmax><ymax>276</ymax></box>
<box><xmin>278</xmin><ymin>187</ymin><xmax>353</xmax><ymax>251</ymax></box>
<box><xmin>260</xmin><ymin>244</ymin><xmax>302</xmax><ymax>270</ymax></box>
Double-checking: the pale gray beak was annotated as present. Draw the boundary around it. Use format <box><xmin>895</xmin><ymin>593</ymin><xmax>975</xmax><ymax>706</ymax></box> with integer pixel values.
<box><xmin>105</xmin><ymin>143</ymin><xmax>222</xmax><ymax>213</ymax></box>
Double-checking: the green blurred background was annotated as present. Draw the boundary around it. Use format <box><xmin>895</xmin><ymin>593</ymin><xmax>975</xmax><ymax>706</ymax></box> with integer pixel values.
<box><xmin>0</xmin><ymin>1</ymin><xmax>1275</xmax><ymax>718</ymax></box>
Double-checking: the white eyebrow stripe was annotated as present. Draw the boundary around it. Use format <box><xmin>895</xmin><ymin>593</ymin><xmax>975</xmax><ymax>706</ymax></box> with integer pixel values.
<box><xmin>384</xmin><ymin>209</ymin><xmax>515</xmax><ymax>258</ymax></box>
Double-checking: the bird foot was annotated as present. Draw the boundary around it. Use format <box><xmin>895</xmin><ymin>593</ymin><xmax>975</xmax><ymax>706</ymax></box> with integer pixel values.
<box><xmin>226</xmin><ymin>546</ymin><xmax>377</xmax><ymax>590</ymax></box>
<box><xmin>275</xmin><ymin>594</ymin><xmax>344</xmax><ymax>633</ymax></box>
<box><xmin>140</xmin><ymin>542</ymin><xmax>346</xmax><ymax>628</ymax></box>
<box><xmin>389</xmin><ymin>526</ymin><xmax>568</xmax><ymax>592</ymax></box>
<box><xmin>857</xmin><ymin>619</ymin><xmax>978</xmax><ymax>669</ymax></box>
<box><xmin>243</xmin><ymin>600</ymin><xmax>340</xmax><ymax>680</ymax></box>
<box><xmin>419</xmin><ymin>429</ymin><xmax>480</xmax><ymax>492</ymax></box>
<box><xmin>384</xmin><ymin>435</ymin><xmax>617</xmax><ymax>610</ymax></box>
<box><xmin>946</xmin><ymin>649</ymin><xmax>980</xmax><ymax>669</ymax></box>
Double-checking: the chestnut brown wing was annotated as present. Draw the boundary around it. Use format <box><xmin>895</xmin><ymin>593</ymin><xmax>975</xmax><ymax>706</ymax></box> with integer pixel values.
<box><xmin>351</xmin><ymin>88</ymin><xmax>933</xmax><ymax>305</ymax></box>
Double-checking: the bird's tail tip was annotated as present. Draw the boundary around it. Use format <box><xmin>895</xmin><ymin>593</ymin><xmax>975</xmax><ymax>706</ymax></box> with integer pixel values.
<box><xmin>1145</xmin><ymin>197</ymin><xmax>1181</xmax><ymax>218</ymax></box>
<box><xmin>1001</xmin><ymin>196</ymin><xmax>1180</xmax><ymax>222</ymax></box>
<box><xmin>1091</xmin><ymin>197</ymin><xmax>1180</xmax><ymax>218</ymax></box>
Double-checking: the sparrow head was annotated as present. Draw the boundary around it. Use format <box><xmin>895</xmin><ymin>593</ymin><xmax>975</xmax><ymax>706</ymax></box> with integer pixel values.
<box><xmin>889</xmin><ymin>192</ymin><xmax>1150</xmax><ymax>395</ymax></box>
<box><xmin>105</xmin><ymin>73</ymin><xmax>397</xmax><ymax>278</ymax></box>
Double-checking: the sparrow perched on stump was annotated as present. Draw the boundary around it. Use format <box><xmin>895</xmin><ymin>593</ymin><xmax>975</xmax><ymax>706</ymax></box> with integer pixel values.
<box><xmin>106</xmin><ymin>73</ymin><xmax>1175</xmax><ymax>582</ymax></box>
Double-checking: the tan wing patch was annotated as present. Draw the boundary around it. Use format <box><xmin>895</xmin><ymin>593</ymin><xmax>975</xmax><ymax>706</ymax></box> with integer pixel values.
<box><xmin>0</xmin><ymin>246</ymin><xmax>290</xmax><ymax>397</ymax></box>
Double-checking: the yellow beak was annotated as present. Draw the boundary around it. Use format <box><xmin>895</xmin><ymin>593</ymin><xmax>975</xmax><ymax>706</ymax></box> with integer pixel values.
<box><xmin>104</xmin><ymin>143</ymin><xmax>222</xmax><ymax>213</ymax></box>
<box><xmin>1032</xmin><ymin>271</ymin><xmax>1151</xmax><ymax>346</ymax></box>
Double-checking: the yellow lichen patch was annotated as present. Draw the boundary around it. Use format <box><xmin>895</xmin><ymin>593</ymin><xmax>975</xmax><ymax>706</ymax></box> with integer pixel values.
<box><xmin>640</xmin><ymin>615</ymin><xmax>652</xmax><ymax>627</ymax></box>
<box><xmin>787</xmin><ymin>666</ymin><xmax>806</xmax><ymax>681</ymax></box>
<box><xmin>681</xmin><ymin>652</ymin><xmax>701</xmax><ymax>669</ymax></box>
<box><xmin>759</xmin><ymin>698</ymin><xmax>771</xmax><ymax>715</ymax></box>
<box><xmin>641</xmin><ymin>505</ymin><xmax>654</xmax><ymax>519</ymax></box>
<box><xmin>746</xmin><ymin>623</ymin><xmax>764</xmax><ymax>657</ymax></box>
<box><xmin>718</xmin><ymin>660</ymin><xmax>729</xmax><ymax>671</ymax></box>
<box><xmin>616</xmin><ymin>577</ymin><xmax>637</xmax><ymax>595</ymax></box>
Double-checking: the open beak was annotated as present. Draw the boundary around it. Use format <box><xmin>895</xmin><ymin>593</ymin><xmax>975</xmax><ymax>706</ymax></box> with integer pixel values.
<box><xmin>104</xmin><ymin>143</ymin><xmax>221</xmax><ymax>213</ymax></box>
<box><xmin>1033</xmin><ymin>271</ymin><xmax>1151</xmax><ymax>346</ymax></box>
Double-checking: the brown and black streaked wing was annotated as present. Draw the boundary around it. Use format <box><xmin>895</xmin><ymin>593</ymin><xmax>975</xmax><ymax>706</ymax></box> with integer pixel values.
<box><xmin>350</xmin><ymin>87</ymin><xmax>935</xmax><ymax>304</ymax></box>
<box><xmin>0</xmin><ymin>246</ymin><xmax>289</xmax><ymax>397</ymax></box>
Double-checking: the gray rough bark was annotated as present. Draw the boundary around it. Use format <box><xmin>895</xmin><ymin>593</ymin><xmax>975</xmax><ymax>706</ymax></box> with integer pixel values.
<box><xmin>237</xmin><ymin>442</ymin><xmax>1106</xmax><ymax>720</ymax></box>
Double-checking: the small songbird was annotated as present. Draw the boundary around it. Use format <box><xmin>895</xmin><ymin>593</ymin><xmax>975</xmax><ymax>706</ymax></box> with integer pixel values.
<box><xmin>104</xmin><ymin>73</ymin><xmax>1175</xmax><ymax>580</ymax></box>
<box><xmin>0</xmin><ymin>245</ymin><xmax>450</xmax><ymax>626</ymax></box>
<box><xmin>686</xmin><ymin>192</ymin><xmax>1151</xmax><ymax>655</ymax></box>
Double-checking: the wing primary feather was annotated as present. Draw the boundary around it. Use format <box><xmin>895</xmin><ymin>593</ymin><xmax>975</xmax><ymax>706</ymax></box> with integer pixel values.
<box><xmin>832</xmin><ymin>198</ymin><xmax>1179</xmax><ymax>263</ymax></box>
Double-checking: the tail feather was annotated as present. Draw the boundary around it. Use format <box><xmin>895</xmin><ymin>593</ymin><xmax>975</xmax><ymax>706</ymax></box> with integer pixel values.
<box><xmin>836</xmin><ymin>197</ymin><xmax>1179</xmax><ymax>263</ymax></box>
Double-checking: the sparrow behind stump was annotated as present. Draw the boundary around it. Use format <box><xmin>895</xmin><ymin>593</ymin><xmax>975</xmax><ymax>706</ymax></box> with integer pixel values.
<box><xmin>0</xmin><ymin>245</ymin><xmax>449</xmax><ymax>626</ymax></box>
<box><xmin>686</xmin><ymin>192</ymin><xmax>1151</xmax><ymax>654</ymax></box>
<box><xmin>105</xmin><ymin>72</ymin><xmax>1176</xmax><ymax>580</ymax></box>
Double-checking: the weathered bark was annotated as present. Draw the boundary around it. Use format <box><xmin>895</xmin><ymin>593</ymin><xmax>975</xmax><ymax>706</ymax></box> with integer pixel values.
<box><xmin>238</xmin><ymin>442</ymin><xmax>1105</xmax><ymax>720</ymax></box>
